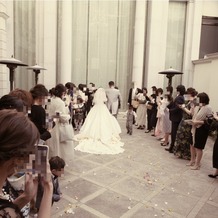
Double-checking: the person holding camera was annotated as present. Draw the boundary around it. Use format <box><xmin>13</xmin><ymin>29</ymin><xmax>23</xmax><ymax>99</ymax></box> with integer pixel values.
<box><xmin>0</xmin><ymin>110</ymin><xmax>53</xmax><ymax>218</ymax></box>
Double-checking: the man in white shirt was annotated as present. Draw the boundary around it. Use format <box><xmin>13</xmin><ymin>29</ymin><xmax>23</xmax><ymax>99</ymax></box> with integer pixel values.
<box><xmin>105</xmin><ymin>81</ymin><xmax>121</xmax><ymax>118</ymax></box>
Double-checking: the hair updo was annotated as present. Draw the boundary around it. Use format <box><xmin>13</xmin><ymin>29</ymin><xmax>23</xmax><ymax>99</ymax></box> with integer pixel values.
<box><xmin>54</xmin><ymin>84</ymin><xmax>66</xmax><ymax>98</ymax></box>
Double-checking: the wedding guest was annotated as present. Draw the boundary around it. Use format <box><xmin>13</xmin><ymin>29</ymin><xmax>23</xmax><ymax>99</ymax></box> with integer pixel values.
<box><xmin>166</xmin><ymin>86</ymin><xmax>173</xmax><ymax>96</ymax></box>
<box><xmin>65</xmin><ymin>82</ymin><xmax>75</xmax><ymax>112</ymax></box>
<box><xmin>47</xmin><ymin>84</ymin><xmax>74</xmax><ymax>161</ymax></box>
<box><xmin>9</xmin><ymin>88</ymin><xmax>33</xmax><ymax>113</ymax></box>
<box><xmin>0</xmin><ymin>109</ymin><xmax>53</xmax><ymax>218</ymax></box>
<box><xmin>208</xmin><ymin>113</ymin><xmax>218</xmax><ymax>178</ymax></box>
<box><xmin>73</xmin><ymin>97</ymin><xmax>85</xmax><ymax>131</ymax></box>
<box><xmin>145</xmin><ymin>86</ymin><xmax>157</xmax><ymax>133</ymax></box>
<box><xmin>49</xmin><ymin>88</ymin><xmax>56</xmax><ymax>97</ymax></box>
<box><xmin>36</xmin><ymin>156</ymin><xmax>66</xmax><ymax>209</ymax></box>
<box><xmin>160</xmin><ymin>86</ymin><xmax>173</xmax><ymax>145</ymax></box>
<box><xmin>126</xmin><ymin>105</ymin><xmax>137</xmax><ymax>135</ymax></box>
<box><xmin>0</xmin><ymin>97</ymin><xmax>29</xmax><ymax>217</ymax></box>
<box><xmin>174</xmin><ymin>88</ymin><xmax>198</xmax><ymax>159</ymax></box>
<box><xmin>160</xmin><ymin>94</ymin><xmax>173</xmax><ymax>146</ymax></box>
<box><xmin>49</xmin><ymin>156</ymin><xmax>65</xmax><ymax>204</ymax></box>
<box><xmin>78</xmin><ymin>84</ymin><xmax>87</xmax><ymax>102</ymax></box>
<box><xmin>65</xmin><ymin>82</ymin><xmax>76</xmax><ymax>126</ymax></box>
<box><xmin>136</xmin><ymin>88</ymin><xmax>149</xmax><ymax>130</ymax></box>
<box><xmin>188</xmin><ymin>92</ymin><xmax>212</xmax><ymax>170</ymax></box>
<box><xmin>0</xmin><ymin>95</ymin><xmax>23</xmax><ymax>112</ymax></box>
<box><xmin>150</xmin><ymin>94</ymin><xmax>158</xmax><ymax>135</ymax></box>
<box><xmin>154</xmin><ymin>88</ymin><xmax>164</xmax><ymax>139</ymax></box>
<box><xmin>128</xmin><ymin>82</ymin><xmax>141</xmax><ymax>112</ymax></box>
<box><xmin>165</xmin><ymin>85</ymin><xmax>186</xmax><ymax>153</ymax></box>
<box><xmin>29</xmin><ymin>84</ymin><xmax>52</xmax><ymax>142</ymax></box>
<box><xmin>85</xmin><ymin>82</ymin><xmax>96</xmax><ymax>114</ymax></box>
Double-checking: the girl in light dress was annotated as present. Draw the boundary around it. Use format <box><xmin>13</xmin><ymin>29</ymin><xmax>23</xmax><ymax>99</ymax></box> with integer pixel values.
<box><xmin>160</xmin><ymin>94</ymin><xmax>173</xmax><ymax>146</ymax></box>
<box><xmin>136</xmin><ymin>88</ymin><xmax>149</xmax><ymax>130</ymax></box>
<box><xmin>154</xmin><ymin>88</ymin><xmax>164</xmax><ymax>139</ymax></box>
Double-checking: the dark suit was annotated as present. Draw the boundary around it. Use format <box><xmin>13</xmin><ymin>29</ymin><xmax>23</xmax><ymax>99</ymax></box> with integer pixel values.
<box><xmin>128</xmin><ymin>88</ymin><xmax>141</xmax><ymax>112</ymax></box>
<box><xmin>167</xmin><ymin>95</ymin><xmax>184</xmax><ymax>151</ymax></box>
<box><xmin>128</xmin><ymin>88</ymin><xmax>141</xmax><ymax>105</ymax></box>
<box><xmin>85</xmin><ymin>88</ymin><xmax>95</xmax><ymax>114</ymax></box>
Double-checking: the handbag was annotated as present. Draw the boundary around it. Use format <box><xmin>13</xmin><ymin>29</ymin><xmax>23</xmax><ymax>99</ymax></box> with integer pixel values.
<box><xmin>59</xmin><ymin>123</ymin><xmax>74</xmax><ymax>142</ymax></box>
<box><xmin>131</xmin><ymin>100</ymin><xmax>139</xmax><ymax>109</ymax></box>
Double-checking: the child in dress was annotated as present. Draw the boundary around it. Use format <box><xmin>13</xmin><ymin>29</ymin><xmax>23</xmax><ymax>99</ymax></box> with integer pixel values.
<box><xmin>73</xmin><ymin>97</ymin><xmax>85</xmax><ymax>131</ymax></box>
<box><xmin>126</xmin><ymin>105</ymin><xmax>137</xmax><ymax>135</ymax></box>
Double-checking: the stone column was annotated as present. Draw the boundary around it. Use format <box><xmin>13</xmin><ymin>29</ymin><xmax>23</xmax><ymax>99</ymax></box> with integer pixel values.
<box><xmin>131</xmin><ymin>0</ymin><xmax>146</xmax><ymax>89</ymax></box>
<box><xmin>182</xmin><ymin>0</ymin><xmax>203</xmax><ymax>87</ymax></box>
<box><xmin>35</xmin><ymin>0</ymin><xmax>45</xmax><ymax>84</ymax></box>
<box><xmin>43</xmin><ymin>0</ymin><xmax>58</xmax><ymax>90</ymax></box>
<box><xmin>0</xmin><ymin>1</ymin><xmax>9</xmax><ymax>96</ymax></box>
<box><xmin>58</xmin><ymin>0</ymin><xmax>73</xmax><ymax>84</ymax></box>
<box><xmin>143</xmin><ymin>0</ymin><xmax>169</xmax><ymax>93</ymax></box>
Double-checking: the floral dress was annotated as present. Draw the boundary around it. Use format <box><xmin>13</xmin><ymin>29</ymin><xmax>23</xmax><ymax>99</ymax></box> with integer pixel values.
<box><xmin>173</xmin><ymin>100</ymin><xmax>195</xmax><ymax>160</ymax></box>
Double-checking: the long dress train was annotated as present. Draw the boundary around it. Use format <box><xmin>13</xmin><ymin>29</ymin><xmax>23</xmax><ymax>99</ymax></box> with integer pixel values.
<box><xmin>74</xmin><ymin>88</ymin><xmax>124</xmax><ymax>155</ymax></box>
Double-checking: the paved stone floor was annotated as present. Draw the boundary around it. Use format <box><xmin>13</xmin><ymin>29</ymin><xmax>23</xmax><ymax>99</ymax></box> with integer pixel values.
<box><xmin>51</xmin><ymin>114</ymin><xmax>218</xmax><ymax>218</ymax></box>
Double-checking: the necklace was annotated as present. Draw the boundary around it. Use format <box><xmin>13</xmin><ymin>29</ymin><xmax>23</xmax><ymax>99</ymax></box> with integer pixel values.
<box><xmin>0</xmin><ymin>189</ymin><xmax>11</xmax><ymax>201</ymax></box>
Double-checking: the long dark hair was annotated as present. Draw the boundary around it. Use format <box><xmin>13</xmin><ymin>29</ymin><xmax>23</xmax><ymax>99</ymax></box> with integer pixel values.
<box><xmin>0</xmin><ymin>109</ymin><xmax>39</xmax><ymax>163</ymax></box>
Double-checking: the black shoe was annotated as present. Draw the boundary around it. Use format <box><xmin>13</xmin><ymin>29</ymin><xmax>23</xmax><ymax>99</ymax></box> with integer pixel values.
<box><xmin>151</xmin><ymin>134</ymin><xmax>155</xmax><ymax>136</ymax></box>
<box><xmin>165</xmin><ymin>148</ymin><xmax>173</xmax><ymax>153</ymax></box>
<box><xmin>208</xmin><ymin>174</ymin><xmax>218</xmax><ymax>178</ymax></box>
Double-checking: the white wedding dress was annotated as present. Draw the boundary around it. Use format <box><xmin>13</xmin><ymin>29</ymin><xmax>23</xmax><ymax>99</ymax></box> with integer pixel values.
<box><xmin>74</xmin><ymin>88</ymin><xmax>124</xmax><ymax>154</ymax></box>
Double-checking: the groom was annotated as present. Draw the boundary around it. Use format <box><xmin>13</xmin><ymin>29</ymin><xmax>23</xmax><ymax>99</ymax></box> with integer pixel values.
<box><xmin>105</xmin><ymin>81</ymin><xmax>121</xmax><ymax>118</ymax></box>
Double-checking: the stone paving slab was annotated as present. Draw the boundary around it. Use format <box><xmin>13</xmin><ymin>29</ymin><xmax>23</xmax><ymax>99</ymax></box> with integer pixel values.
<box><xmin>85</xmin><ymin>190</ymin><xmax>138</xmax><ymax>218</ymax></box>
<box><xmin>147</xmin><ymin>188</ymin><xmax>199</xmax><ymax>217</ymax></box>
<box><xmin>126</xmin><ymin>204</ymin><xmax>176</xmax><ymax>218</ymax></box>
<box><xmin>61</xmin><ymin>178</ymin><xmax>103</xmax><ymax>201</ymax></box>
<box><xmin>81</xmin><ymin>166</ymin><xmax>125</xmax><ymax>187</ymax></box>
<box><xmin>51</xmin><ymin>114</ymin><xmax>218</xmax><ymax>217</ymax></box>
<box><xmin>195</xmin><ymin>203</ymin><xmax>218</xmax><ymax>218</ymax></box>
<box><xmin>110</xmin><ymin>176</ymin><xmax>160</xmax><ymax>202</ymax></box>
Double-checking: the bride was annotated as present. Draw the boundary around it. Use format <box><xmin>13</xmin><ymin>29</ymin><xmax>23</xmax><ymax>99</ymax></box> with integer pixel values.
<box><xmin>74</xmin><ymin>88</ymin><xmax>124</xmax><ymax>154</ymax></box>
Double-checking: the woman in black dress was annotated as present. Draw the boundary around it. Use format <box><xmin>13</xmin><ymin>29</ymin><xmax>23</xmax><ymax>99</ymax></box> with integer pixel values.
<box><xmin>189</xmin><ymin>93</ymin><xmax>212</xmax><ymax>170</ymax></box>
<box><xmin>30</xmin><ymin>84</ymin><xmax>51</xmax><ymax>142</ymax></box>
<box><xmin>208</xmin><ymin>113</ymin><xmax>218</xmax><ymax>178</ymax></box>
<box><xmin>145</xmin><ymin>86</ymin><xmax>157</xmax><ymax>133</ymax></box>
